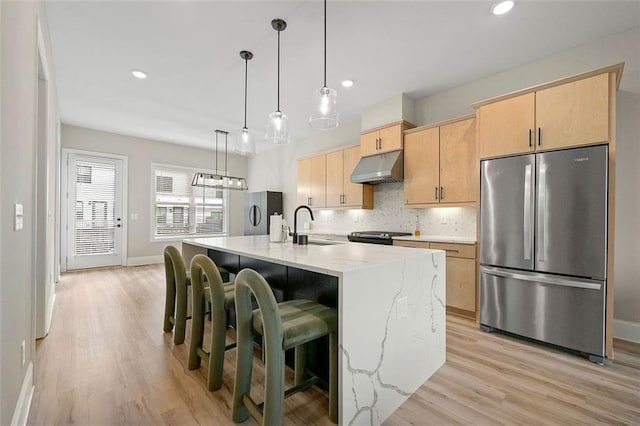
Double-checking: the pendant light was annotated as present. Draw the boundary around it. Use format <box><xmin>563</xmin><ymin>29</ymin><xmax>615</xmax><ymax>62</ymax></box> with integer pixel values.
<box><xmin>236</xmin><ymin>50</ymin><xmax>255</xmax><ymax>155</ymax></box>
<box><xmin>309</xmin><ymin>0</ymin><xmax>339</xmax><ymax>130</ymax></box>
<box><xmin>192</xmin><ymin>130</ymin><xmax>248</xmax><ymax>191</ymax></box>
<box><xmin>266</xmin><ymin>19</ymin><xmax>290</xmax><ymax>145</ymax></box>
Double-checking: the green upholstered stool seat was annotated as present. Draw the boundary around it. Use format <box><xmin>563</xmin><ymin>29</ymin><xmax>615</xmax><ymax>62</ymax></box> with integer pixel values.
<box><xmin>188</xmin><ymin>254</ymin><xmax>236</xmax><ymax>391</ymax></box>
<box><xmin>252</xmin><ymin>299</ymin><xmax>337</xmax><ymax>351</ymax></box>
<box><xmin>233</xmin><ymin>269</ymin><xmax>338</xmax><ymax>425</ymax></box>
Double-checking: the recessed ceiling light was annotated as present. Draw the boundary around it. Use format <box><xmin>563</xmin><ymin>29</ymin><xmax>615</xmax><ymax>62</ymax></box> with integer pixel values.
<box><xmin>131</xmin><ymin>70</ymin><xmax>147</xmax><ymax>79</ymax></box>
<box><xmin>491</xmin><ymin>0</ymin><xmax>515</xmax><ymax>15</ymax></box>
<box><xmin>341</xmin><ymin>80</ymin><xmax>354</xmax><ymax>88</ymax></box>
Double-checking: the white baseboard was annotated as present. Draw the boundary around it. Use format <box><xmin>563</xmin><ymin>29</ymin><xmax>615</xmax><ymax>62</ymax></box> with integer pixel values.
<box><xmin>614</xmin><ymin>319</ymin><xmax>640</xmax><ymax>344</ymax></box>
<box><xmin>11</xmin><ymin>362</ymin><xmax>34</xmax><ymax>426</ymax></box>
<box><xmin>45</xmin><ymin>293</ymin><xmax>56</xmax><ymax>335</ymax></box>
<box><xmin>127</xmin><ymin>255</ymin><xmax>163</xmax><ymax>266</ymax></box>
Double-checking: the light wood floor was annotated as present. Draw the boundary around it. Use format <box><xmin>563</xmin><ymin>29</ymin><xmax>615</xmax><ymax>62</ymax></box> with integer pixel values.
<box><xmin>28</xmin><ymin>264</ymin><xmax>640</xmax><ymax>425</ymax></box>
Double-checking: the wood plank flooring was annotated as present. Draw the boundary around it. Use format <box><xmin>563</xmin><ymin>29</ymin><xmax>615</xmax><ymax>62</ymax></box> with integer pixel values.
<box><xmin>28</xmin><ymin>264</ymin><xmax>640</xmax><ymax>425</ymax></box>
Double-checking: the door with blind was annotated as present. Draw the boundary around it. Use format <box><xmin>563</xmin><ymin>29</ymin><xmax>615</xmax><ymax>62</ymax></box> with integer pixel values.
<box><xmin>66</xmin><ymin>153</ymin><xmax>124</xmax><ymax>270</ymax></box>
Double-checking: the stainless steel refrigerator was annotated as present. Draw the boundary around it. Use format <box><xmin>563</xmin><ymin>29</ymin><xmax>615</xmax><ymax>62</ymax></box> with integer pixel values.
<box><xmin>244</xmin><ymin>191</ymin><xmax>283</xmax><ymax>236</ymax></box>
<box><xmin>479</xmin><ymin>145</ymin><xmax>608</xmax><ymax>362</ymax></box>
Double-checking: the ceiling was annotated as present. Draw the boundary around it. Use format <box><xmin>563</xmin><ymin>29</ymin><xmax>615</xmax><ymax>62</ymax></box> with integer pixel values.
<box><xmin>46</xmin><ymin>1</ymin><xmax>640</xmax><ymax>153</ymax></box>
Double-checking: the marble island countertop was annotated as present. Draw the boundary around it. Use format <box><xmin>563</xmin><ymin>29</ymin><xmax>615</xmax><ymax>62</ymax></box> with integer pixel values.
<box><xmin>183</xmin><ymin>235</ymin><xmax>440</xmax><ymax>277</ymax></box>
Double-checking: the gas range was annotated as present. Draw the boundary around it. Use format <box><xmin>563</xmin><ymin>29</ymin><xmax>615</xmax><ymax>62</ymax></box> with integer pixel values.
<box><xmin>347</xmin><ymin>230</ymin><xmax>412</xmax><ymax>245</ymax></box>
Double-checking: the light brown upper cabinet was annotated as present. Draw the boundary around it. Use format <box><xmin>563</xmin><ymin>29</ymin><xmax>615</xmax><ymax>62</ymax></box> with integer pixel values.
<box><xmin>477</xmin><ymin>72</ymin><xmax>611</xmax><ymax>159</ymax></box>
<box><xmin>404</xmin><ymin>127</ymin><xmax>440</xmax><ymax>204</ymax></box>
<box><xmin>360</xmin><ymin>121</ymin><xmax>415</xmax><ymax>157</ymax></box>
<box><xmin>404</xmin><ymin>116</ymin><xmax>477</xmax><ymax>206</ymax></box>
<box><xmin>326</xmin><ymin>146</ymin><xmax>373</xmax><ymax>209</ymax></box>
<box><xmin>297</xmin><ymin>154</ymin><xmax>326</xmax><ymax>208</ymax></box>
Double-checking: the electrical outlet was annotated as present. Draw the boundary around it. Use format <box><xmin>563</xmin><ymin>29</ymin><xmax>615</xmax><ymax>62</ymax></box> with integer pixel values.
<box><xmin>21</xmin><ymin>340</ymin><xmax>26</xmax><ymax>367</ymax></box>
<box><xmin>354</xmin><ymin>214</ymin><xmax>359</xmax><ymax>223</ymax></box>
<box><xmin>440</xmin><ymin>212</ymin><xmax>447</xmax><ymax>224</ymax></box>
<box><xmin>396</xmin><ymin>296</ymin><xmax>408</xmax><ymax>319</ymax></box>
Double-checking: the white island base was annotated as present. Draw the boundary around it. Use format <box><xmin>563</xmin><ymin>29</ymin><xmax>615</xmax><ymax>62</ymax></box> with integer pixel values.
<box><xmin>182</xmin><ymin>236</ymin><xmax>446</xmax><ymax>425</ymax></box>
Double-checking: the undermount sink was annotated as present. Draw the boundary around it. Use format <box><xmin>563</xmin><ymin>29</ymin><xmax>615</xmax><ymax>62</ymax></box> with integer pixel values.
<box><xmin>306</xmin><ymin>239</ymin><xmax>343</xmax><ymax>246</ymax></box>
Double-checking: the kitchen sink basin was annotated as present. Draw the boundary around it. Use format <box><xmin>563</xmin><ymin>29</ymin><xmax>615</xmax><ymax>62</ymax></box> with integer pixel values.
<box><xmin>306</xmin><ymin>240</ymin><xmax>344</xmax><ymax>246</ymax></box>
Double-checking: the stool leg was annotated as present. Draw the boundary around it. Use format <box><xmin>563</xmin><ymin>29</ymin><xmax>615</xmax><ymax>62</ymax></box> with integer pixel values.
<box><xmin>263</xmin><ymin>340</ymin><xmax>285</xmax><ymax>426</ymax></box>
<box><xmin>232</xmin><ymin>316</ymin><xmax>254</xmax><ymax>422</ymax></box>
<box><xmin>188</xmin><ymin>288</ymin><xmax>204</xmax><ymax>370</ymax></box>
<box><xmin>294</xmin><ymin>344</ymin><xmax>307</xmax><ymax>386</ymax></box>
<box><xmin>329</xmin><ymin>331</ymin><xmax>338</xmax><ymax>423</ymax></box>
<box><xmin>163</xmin><ymin>275</ymin><xmax>176</xmax><ymax>333</ymax></box>
<box><xmin>208</xmin><ymin>294</ymin><xmax>227</xmax><ymax>391</ymax></box>
<box><xmin>174</xmin><ymin>280</ymin><xmax>188</xmax><ymax>344</ymax></box>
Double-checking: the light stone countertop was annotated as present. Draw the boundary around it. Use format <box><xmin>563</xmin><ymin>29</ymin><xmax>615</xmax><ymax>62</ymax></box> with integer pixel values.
<box><xmin>183</xmin><ymin>235</ymin><xmax>440</xmax><ymax>277</ymax></box>
<box><xmin>393</xmin><ymin>235</ymin><xmax>477</xmax><ymax>244</ymax></box>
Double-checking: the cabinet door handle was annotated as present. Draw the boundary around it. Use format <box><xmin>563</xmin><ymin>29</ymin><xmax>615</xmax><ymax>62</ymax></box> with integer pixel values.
<box><xmin>379</xmin><ymin>138</ymin><xmax>382</xmax><ymax>150</ymax></box>
<box><xmin>538</xmin><ymin>128</ymin><xmax>542</xmax><ymax>146</ymax></box>
<box><xmin>435</xmin><ymin>186</ymin><xmax>439</xmax><ymax>200</ymax></box>
<box><xmin>440</xmin><ymin>186</ymin><xmax>444</xmax><ymax>200</ymax></box>
<box><xmin>444</xmin><ymin>249</ymin><xmax>459</xmax><ymax>253</ymax></box>
<box><xmin>529</xmin><ymin>129</ymin><xmax>532</xmax><ymax>147</ymax></box>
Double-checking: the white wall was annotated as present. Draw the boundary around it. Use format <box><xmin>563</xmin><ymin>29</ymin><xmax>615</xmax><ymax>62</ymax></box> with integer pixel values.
<box><xmin>248</xmin><ymin>27</ymin><xmax>640</xmax><ymax>326</ymax></box>
<box><xmin>248</xmin><ymin>119</ymin><xmax>362</xmax><ymax>226</ymax></box>
<box><xmin>61</xmin><ymin>125</ymin><xmax>249</xmax><ymax>263</ymax></box>
<box><xmin>1</xmin><ymin>1</ymin><xmax>59</xmax><ymax>423</ymax></box>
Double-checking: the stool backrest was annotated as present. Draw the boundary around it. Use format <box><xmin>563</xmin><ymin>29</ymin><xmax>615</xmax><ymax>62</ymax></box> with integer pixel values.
<box><xmin>190</xmin><ymin>254</ymin><xmax>226</xmax><ymax>317</ymax></box>
<box><xmin>164</xmin><ymin>245</ymin><xmax>187</xmax><ymax>289</ymax></box>
<box><xmin>235</xmin><ymin>269</ymin><xmax>284</xmax><ymax>350</ymax></box>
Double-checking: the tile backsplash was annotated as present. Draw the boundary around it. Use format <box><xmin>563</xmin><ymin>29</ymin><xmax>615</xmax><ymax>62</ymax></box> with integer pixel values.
<box><xmin>309</xmin><ymin>183</ymin><xmax>477</xmax><ymax>238</ymax></box>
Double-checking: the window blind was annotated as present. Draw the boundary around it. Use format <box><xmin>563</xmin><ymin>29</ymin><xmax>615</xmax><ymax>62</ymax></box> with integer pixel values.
<box><xmin>74</xmin><ymin>161</ymin><xmax>116</xmax><ymax>255</ymax></box>
<box><xmin>153</xmin><ymin>165</ymin><xmax>225</xmax><ymax>237</ymax></box>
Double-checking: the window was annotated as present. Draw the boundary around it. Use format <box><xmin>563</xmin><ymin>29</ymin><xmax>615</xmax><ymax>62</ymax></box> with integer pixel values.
<box><xmin>152</xmin><ymin>164</ymin><xmax>226</xmax><ymax>239</ymax></box>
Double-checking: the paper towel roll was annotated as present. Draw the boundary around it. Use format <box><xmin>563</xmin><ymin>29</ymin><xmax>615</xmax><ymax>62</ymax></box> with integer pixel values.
<box><xmin>270</xmin><ymin>214</ymin><xmax>283</xmax><ymax>242</ymax></box>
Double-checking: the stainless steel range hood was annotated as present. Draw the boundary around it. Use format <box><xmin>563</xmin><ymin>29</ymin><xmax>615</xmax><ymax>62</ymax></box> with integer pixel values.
<box><xmin>350</xmin><ymin>150</ymin><xmax>404</xmax><ymax>184</ymax></box>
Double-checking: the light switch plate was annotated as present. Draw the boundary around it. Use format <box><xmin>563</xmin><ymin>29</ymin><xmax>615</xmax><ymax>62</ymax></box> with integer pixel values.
<box><xmin>15</xmin><ymin>203</ymin><xmax>24</xmax><ymax>231</ymax></box>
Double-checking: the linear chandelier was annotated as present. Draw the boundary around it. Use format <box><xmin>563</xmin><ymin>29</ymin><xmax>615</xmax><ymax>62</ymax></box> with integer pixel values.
<box><xmin>192</xmin><ymin>130</ymin><xmax>248</xmax><ymax>191</ymax></box>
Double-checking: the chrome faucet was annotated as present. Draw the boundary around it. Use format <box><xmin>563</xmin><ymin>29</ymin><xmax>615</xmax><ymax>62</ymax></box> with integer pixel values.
<box><xmin>291</xmin><ymin>205</ymin><xmax>314</xmax><ymax>244</ymax></box>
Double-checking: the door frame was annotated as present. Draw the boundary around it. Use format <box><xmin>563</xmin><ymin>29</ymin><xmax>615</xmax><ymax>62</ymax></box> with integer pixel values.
<box><xmin>60</xmin><ymin>148</ymin><xmax>128</xmax><ymax>272</ymax></box>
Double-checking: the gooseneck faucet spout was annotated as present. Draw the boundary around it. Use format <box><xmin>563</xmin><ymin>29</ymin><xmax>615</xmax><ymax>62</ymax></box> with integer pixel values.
<box><xmin>291</xmin><ymin>205</ymin><xmax>314</xmax><ymax>244</ymax></box>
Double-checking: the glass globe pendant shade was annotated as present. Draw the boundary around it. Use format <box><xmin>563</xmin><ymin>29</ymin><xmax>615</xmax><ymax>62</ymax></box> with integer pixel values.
<box><xmin>309</xmin><ymin>86</ymin><xmax>339</xmax><ymax>130</ymax></box>
<box><xmin>235</xmin><ymin>127</ymin><xmax>255</xmax><ymax>156</ymax></box>
<box><xmin>266</xmin><ymin>110</ymin><xmax>290</xmax><ymax>145</ymax></box>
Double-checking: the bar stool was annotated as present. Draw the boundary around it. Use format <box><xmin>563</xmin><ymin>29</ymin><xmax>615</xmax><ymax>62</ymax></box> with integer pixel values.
<box><xmin>188</xmin><ymin>254</ymin><xmax>236</xmax><ymax>391</ymax></box>
<box><xmin>163</xmin><ymin>245</ymin><xmax>191</xmax><ymax>344</ymax></box>
<box><xmin>232</xmin><ymin>268</ymin><xmax>338</xmax><ymax>425</ymax></box>
<box><xmin>163</xmin><ymin>246</ymin><xmax>230</xmax><ymax>345</ymax></box>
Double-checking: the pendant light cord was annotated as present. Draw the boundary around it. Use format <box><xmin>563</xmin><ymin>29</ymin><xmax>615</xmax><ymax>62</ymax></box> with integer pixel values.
<box><xmin>215</xmin><ymin>131</ymin><xmax>218</xmax><ymax>173</ymax></box>
<box><xmin>323</xmin><ymin>0</ymin><xmax>327</xmax><ymax>88</ymax></box>
<box><xmin>243</xmin><ymin>57</ymin><xmax>248</xmax><ymax>127</ymax></box>
<box><xmin>277</xmin><ymin>28</ymin><xmax>281</xmax><ymax>112</ymax></box>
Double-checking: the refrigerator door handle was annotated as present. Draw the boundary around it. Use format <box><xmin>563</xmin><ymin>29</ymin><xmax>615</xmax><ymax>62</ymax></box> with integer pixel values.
<box><xmin>255</xmin><ymin>206</ymin><xmax>262</xmax><ymax>226</ymax></box>
<box><xmin>248</xmin><ymin>205</ymin><xmax>256</xmax><ymax>226</ymax></box>
<box><xmin>481</xmin><ymin>266</ymin><xmax>602</xmax><ymax>290</ymax></box>
<box><xmin>524</xmin><ymin>164</ymin><xmax>533</xmax><ymax>260</ymax></box>
<box><xmin>537</xmin><ymin>163</ymin><xmax>547</xmax><ymax>262</ymax></box>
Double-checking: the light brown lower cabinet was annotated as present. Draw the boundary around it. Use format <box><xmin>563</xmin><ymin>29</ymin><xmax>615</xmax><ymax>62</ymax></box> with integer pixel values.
<box><xmin>393</xmin><ymin>240</ymin><xmax>477</xmax><ymax>319</ymax></box>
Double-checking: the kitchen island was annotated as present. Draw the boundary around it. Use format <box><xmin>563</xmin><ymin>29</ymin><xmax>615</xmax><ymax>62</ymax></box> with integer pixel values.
<box><xmin>182</xmin><ymin>235</ymin><xmax>446</xmax><ymax>425</ymax></box>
